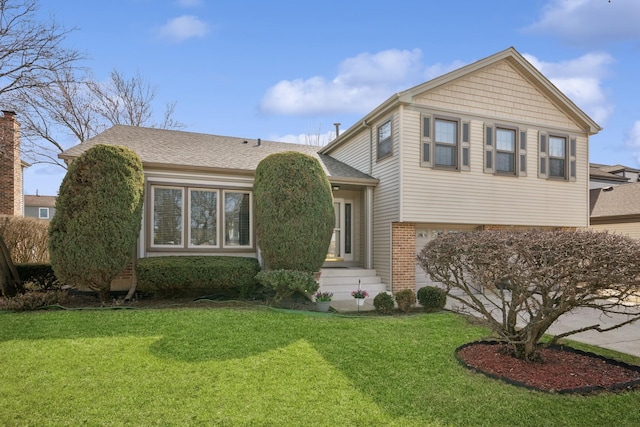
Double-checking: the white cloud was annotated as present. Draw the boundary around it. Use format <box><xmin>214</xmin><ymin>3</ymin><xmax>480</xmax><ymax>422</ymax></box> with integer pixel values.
<box><xmin>625</xmin><ymin>121</ymin><xmax>640</xmax><ymax>163</ymax></box>
<box><xmin>424</xmin><ymin>60</ymin><xmax>467</xmax><ymax>80</ymax></box>
<box><xmin>157</xmin><ymin>15</ymin><xmax>209</xmax><ymax>42</ymax></box>
<box><xmin>526</xmin><ymin>0</ymin><xmax>640</xmax><ymax>45</ymax></box>
<box><xmin>260</xmin><ymin>49</ymin><xmax>426</xmax><ymax>115</ymax></box>
<box><xmin>523</xmin><ymin>52</ymin><xmax>614</xmax><ymax>124</ymax></box>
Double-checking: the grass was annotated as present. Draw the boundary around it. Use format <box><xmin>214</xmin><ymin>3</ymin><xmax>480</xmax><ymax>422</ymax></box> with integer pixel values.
<box><xmin>0</xmin><ymin>306</ymin><xmax>639</xmax><ymax>426</ymax></box>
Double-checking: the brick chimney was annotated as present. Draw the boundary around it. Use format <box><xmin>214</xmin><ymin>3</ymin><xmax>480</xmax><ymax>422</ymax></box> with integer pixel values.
<box><xmin>0</xmin><ymin>111</ymin><xmax>23</xmax><ymax>216</ymax></box>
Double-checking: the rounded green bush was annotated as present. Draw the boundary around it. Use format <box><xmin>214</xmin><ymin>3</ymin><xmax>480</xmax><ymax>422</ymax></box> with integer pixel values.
<box><xmin>417</xmin><ymin>286</ymin><xmax>447</xmax><ymax>311</ymax></box>
<box><xmin>373</xmin><ymin>292</ymin><xmax>395</xmax><ymax>315</ymax></box>
<box><xmin>49</xmin><ymin>144</ymin><xmax>144</xmax><ymax>301</ymax></box>
<box><xmin>395</xmin><ymin>289</ymin><xmax>416</xmax><ymax>313</ymax></box>
<box><xmin>253</xmin><ymin>152</ymin><xmax>334</xmax><ymax>272</ymax></box>
<box><xmin>254</xmin><ymin>269</ymin><xmax>319</xmax><ymax>303</ymax></box>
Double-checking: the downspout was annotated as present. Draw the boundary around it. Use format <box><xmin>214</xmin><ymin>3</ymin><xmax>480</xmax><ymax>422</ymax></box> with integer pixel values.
<box><xmin>362</xmin><ymin>119</ymin><xmax>374</xmax><ymax>269</ymax></box>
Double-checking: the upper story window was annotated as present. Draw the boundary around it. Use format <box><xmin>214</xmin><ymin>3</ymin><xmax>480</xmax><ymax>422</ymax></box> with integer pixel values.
<box><xmin>151</xmin><ymin>184</ymin><xmax>252</xmax><ymax>250</ymax></box>
<box><xmin>38</xmin><ymin>207</ymin><xmax>49</xmax><ymax>219</ymax></box>
<box><xmin>539</xmin><ymin>133</ymin><xmax>576</xmax><ymax>181</ymax></box>
<box><xmin>548</xmin><ymin>136</ymin><xmax>566</xmax><ymax>178</ymax></box>
<box><xmin>377</xmin><ymin>119</ymin><xmax>392</xmax><ymax>160</ymax></box>
<box><xmin>421</xmin><ymin>114</ymin><xmax>469</xmax><ymax>171</ymax></box>
<box><xmin>434</xmin><ymin>119</ymin><xmax>458</xmax><ymax>168</ymax></box>
<box><xmin>484</xmin><ymin>124</ymin><xmax>527</xmax><ymax>177</ymax></box>
<box><xmin>495</xmin><ymin>128</ymin><xmax>516</xmax><ymax>173</ymax></box>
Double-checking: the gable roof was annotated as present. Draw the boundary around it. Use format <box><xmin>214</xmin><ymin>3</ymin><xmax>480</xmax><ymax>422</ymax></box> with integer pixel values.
<box><xmin>590</xmin><ymin>183</ymin><xmax>640</xmax><ymax>219</ymax></box>
<box><xmin>24</xmin><ymin>195</ymin><xmax>56</xmax><ymax>208</ymax></box>
<box><xmin>321</xmin><ymin>47</ymin><xmax>601</xmax><ymax>155</ymax></box>
<box><xmin>60</xmin><ymin>125</ymin><xmax>377</xmax><ymax>185</ymax></box>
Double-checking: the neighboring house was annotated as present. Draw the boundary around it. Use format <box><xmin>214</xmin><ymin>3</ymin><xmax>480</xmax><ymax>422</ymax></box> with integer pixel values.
<box><xmin>24</xmin><ymin>194</ymin><xmax>57</xmax><ymax>220</ymax></box>
<box><xmin>0</xmin><ymin>111</ymin><xmax>29</xmax><ymax>217</ymax></box>
<box><xmin>59</xmin><ymin>47</ymin><xmax>600</xmax><ymax>297</ymax></box>
<box><xmin>590</xmin><ymin>183</ymin><xmax>640</xmax><ymax>239</ymax></box>
<box><xmin>590</xmin><ymin>163</ymin><xmax>640</xmax><ymax>189</ymax></box>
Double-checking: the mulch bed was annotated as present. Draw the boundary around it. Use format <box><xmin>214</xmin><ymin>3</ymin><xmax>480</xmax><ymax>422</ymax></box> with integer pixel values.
<box><xmin>456</xmin><ymin>341</ymin><xmax>640</xmax><ymax>394</ymax></box>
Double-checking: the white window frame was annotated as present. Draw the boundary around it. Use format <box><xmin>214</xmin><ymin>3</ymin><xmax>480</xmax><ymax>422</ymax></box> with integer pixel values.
<box><xmin>151</xmin><ymin>186</ymin><xmax>185</xmax><ymax>248</ymax></box>
<box><xmin>222</xmin><ymin>190</ymin><xmax>253</xmax><ymax>249</ymax></box>
<box><xmin>377</xmin><ymin>119</ymin><xmax>393</xmax><ymax>161</ymax></box>
<box><xmin>38</xmin><ymin>207</ymin><xmax>49</xmax><ymax>219</ymax></box>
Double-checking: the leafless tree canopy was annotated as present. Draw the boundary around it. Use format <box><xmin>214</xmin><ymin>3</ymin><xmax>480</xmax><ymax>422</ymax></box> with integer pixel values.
<box><xmin>0</xmin><ymin>0</ymin><xmax>81</xmax><ymax>98</ymax></box>
<box><xmin>417</xmin><ymin>229</ymin><xmax>640</xmax><ymax>361</ymax></box>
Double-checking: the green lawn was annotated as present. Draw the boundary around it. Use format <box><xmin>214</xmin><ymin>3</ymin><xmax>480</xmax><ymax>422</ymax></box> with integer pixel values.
<box><xmin>0</xmin><ymin>306</ymin><xmax>639</xmax><ymax>426</ymax></box>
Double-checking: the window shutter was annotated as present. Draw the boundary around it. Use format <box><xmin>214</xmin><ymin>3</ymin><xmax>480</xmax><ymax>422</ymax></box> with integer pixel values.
<box><xmin>569</xmin><ymin>137</ymin><xmax>577</xmax><ymax>181</ymax></box>
<box><xmin>421</xmin><ymin>114</ymin><xmax>432</xmax><ymax>167</ymax></box>
<box><xmin>484</xmin><ymin>124</ymin><xmax>494</xmax><ymax>173</ymax></box>
<box><xmin>461</xmin><ymin>122</ymin><xmax>470</xmax><ymax>171</ymax></box>
<box><xmin>539</xmin><ymin>132</ymin><xmax>548</xmax><ymax>179</ymax></box>
<box><xmin>519</xmin><ymin>130</ymin><xmax>527</xmax><ymax>176</ymax></box>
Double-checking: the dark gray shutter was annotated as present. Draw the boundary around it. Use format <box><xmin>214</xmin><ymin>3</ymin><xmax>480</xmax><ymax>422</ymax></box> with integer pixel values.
<box><xmin>519</xmin><ymin>130</ymin><xmax>527</xmax><ymax>176</ymax></box>
<box><xmin>461</xmin><ymin>122</ymin><xmax>470</xmax><ymax>171</ymax></box>
<box><xmin>569</xmin><ymin>137</ymin><xmax>577</xmax><ymax>181</ymax></box>
<box><xmin>484</xmin><ymin>124</ymin><xmax>494</xmax><ymax>173</ymax></box>
<box><xmin>539</xmin><ymin>132</ymin><xmax>548</xmax><ymax>178</ymax></box>
<box><xmin>421</xmin><ymin>114</ymin><xmax>432</xmax><ymax>167</ymax></box>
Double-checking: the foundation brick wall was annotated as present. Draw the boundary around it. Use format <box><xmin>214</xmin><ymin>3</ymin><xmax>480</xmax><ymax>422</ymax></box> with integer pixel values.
<box><xmin>391</xmin><ymin>222</ymin><xmax>416</xmax><ymax>293</ymax></box>
<box><xmin>0</xmin><ymin>111</ymin><xmax>22</xmax><ymax>216</ymax></box>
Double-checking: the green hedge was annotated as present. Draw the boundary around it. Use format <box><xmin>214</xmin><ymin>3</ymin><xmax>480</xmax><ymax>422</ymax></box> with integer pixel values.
<box><xmin>15</xmin><ymin>263</ymin><xmax>60</xmax><ymax>291</ymax></box>
<box><xmin>135</xmin><ymin>256</ymin><xmax>261</xmax><ymax>297</ymax></box>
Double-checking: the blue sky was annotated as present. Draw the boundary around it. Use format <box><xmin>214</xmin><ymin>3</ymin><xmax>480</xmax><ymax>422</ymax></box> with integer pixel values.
<box><xmin>24</xmin><ymin>0</ymin><xmax>640</xmax><ymax>195</ymax></box>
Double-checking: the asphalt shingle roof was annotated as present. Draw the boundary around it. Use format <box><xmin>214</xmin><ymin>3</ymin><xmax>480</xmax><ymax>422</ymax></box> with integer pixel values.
<box><xmin>61</xmin><ymin>125</ymin><xmax>376</xmax><ymax>184</ymax></box>
<box><xmin>590</xmin><ymin>183</ymin><xmax>640</xmax><ymax>218</ymax></box>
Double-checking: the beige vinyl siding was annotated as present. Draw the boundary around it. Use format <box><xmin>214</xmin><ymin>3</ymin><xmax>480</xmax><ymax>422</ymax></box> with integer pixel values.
<box><xmin>401</xmin><ymin>112</ymin><xmax>588</xmax><ymax>227</ymax></box>
<box><xmin>590</xmin><ymin>222</ymin><xmax>640</xmax><ymax>240</ymax></box>
<box><xmin>415</xmin><ymin>61</ymin><xmax>582</xmax><ymax>133</ymax></box>
<box><xmin>327</xmin><ymin>126</ymin><xmax>372</xmax><ymax>175</ymax></box>
<box><xmin>369</xmin><ymin>113</ymin><xmax>401</xmax><ymax>286</ymax></box>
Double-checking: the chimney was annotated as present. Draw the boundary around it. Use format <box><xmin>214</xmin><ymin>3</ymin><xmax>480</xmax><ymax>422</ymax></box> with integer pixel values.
<box><xmin>0</xmin><ymin>111</ymin><xmax>23</xmax><ymax>216</ymax></box>
<box><xmin>333</xmin><ymin>123</ymin><xmax>341</xmax><ymax>138</ymax></box>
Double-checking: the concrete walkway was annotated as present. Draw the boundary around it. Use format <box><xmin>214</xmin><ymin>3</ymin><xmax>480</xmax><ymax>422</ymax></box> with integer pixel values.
<box><xmin>330</xmin><ymin>297</ymin><xmax>640</xmax><ymax>358</ymax></box>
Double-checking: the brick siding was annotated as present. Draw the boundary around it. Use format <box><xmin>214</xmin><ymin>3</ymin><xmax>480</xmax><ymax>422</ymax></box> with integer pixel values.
<box><xmin>391</xmin><ymin>222</ymin><xmax>416</xmax><ymax>293</ymax></box>
<box><xmin>0</xmin><ymin>111</ymin><xmax>22</xmax><ymax>216</ymax></box>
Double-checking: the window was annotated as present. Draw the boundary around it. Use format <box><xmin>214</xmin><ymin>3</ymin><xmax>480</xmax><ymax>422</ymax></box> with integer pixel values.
<box><xmin>224</xmin><ymin>191</ymin><xmax>251</xmax><ymax>247</ymax></box>
<box><xmin>189</xmin><ymin>189</ymin><xmax>217</xmax><ymax>247</ymax></box>
<box><xmin>548</xmin><ymin>136</ymin><xmax>566</xmax><ymax>178</ymax></box>
<box><xmin>434</xmin><ymin>118</ymin><xmax>458</xmax><ymax>168</ymax></box>
<box><xmin>484</xmin><ymin>124</ymin><xmax>526</xmax><ymax>176</ymax></box>
<box><xmin>151</xmin><ymin>185</ymin><xmax>252</xmax><ymax>250</ymax></box>
<box><xmin>539</xmin><ymin>133</ymin><xmax>576</xmax><ymax>181</ymax></box>
<box><xmin>496</xmin><ymin>128</ymin><xmax>516</xmax><ymax>173</ymax></box>
<box><xmin>153</xmin><ymin>187</ymin><xmax>183</xmax><ymax>246</ymax></box>
<box><xmin>38</xmin><ymin>207</ymin><xmax>49</xmax><ymax>219</ymax></box>
<box><xmin>377</xmin><ymin>119</ymin><xmax>392</xmax><ymax>160</ymax></box>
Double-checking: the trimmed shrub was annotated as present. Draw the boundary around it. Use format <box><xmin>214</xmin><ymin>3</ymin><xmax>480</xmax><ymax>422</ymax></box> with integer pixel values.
<box><xmin>373</xmin><ymin>292</ymin><xmax>395</xmax><ymax>315</ymax></box>
<box><xmin>417</xmin><ymin>286</ymin><xmax>447</xmax><ymax>311</ymax></box>
<box><xmin>135</xmin><ymin>256</ymin><xmax>260</xmax><ymax>298</ymax></box>
<box><xmin>15</xmin><ymin>263</ymin><xmax>61</xmax><ymax>291</ymax></box>
<box><xmin>254</xmin><ymin>269</ymin><xmax>319</xmax><ymax>303</ymax></box>
<box><xmin>395</xmin><ymin>289</ymin><xmax>416</xmax><ymax>313</ymax></box>
<box><xmin>0</xmin><ymin>291</ymin><xmax>68</xmax><ymax>311</ymax></box>
<box><xmin>254</xmin><ymin>152</ymin><xmax>334</xmax><ymax>272</ymax></box>
<box><xmin>49</xmin><ymin>144</ymin><xmax>144</xmax><ymax>301</ymax></box>
<box><xmin>0</xmin><ymin>216</ymin><xmax>49</xmax><ymax>263</ymax></box>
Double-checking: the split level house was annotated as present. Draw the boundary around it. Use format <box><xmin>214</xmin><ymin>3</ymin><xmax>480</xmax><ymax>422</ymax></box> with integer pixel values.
<box><xmin>59</xmin><ymin>47</ymin><xmax>600</xmax><ymax>300</ymax></box>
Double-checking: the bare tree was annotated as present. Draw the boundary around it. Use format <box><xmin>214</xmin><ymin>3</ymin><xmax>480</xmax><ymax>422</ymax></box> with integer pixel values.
<box><xmin>11</xmin><ymin>67</ymin><xmax>185</xmax><ymax>166</ymax></box>
<box><xmin>417</xmin><ymin>229</ymin><xmax>640</xmax><ymax>361</ymax></box>
<box><xmin>0</xmin><ymin>0</ymin><xmax>81</xmax><ymax>98</ymax></box>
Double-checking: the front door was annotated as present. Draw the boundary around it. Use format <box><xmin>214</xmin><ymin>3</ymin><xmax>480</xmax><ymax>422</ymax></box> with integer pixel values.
<box><xmin>327</xmin><ymin>198</ymin><xmax>353</xmax><ymax>261</ymax></box>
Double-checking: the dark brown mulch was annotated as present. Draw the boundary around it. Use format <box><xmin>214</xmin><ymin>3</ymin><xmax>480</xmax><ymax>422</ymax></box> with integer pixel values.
<box><xmin>456</xmin><ymin>341</ymin><xmax>640</xmax><ymax>394</ymax></box>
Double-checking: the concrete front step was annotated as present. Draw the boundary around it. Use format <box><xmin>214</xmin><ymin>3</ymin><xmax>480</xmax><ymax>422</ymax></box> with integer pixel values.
<box><xmin>318</xmin><ymin>268</ymin><xmax>387</xmax><ymax>301</ymax></box>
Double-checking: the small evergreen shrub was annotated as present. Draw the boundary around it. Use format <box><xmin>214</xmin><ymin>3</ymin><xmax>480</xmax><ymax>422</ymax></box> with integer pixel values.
<box><xmin>16</xmin><ymin>263</ymin><xmax>61</xmax><ymax>291</ymax></box>
<box><xmin>373</xmin><ymin>292</ymin><xmax>395</xmax><ymax>315</ymax></box>
<box><xmin>0</xmin><ymin>291</ymin><xmax>68</xmax><ymax>311</ymax></box>
<box><xmin>395</xmin><ymin>289</ymin><xmax>416</xmax><ymax>313</ymax></box>
<box><xmin>135</xmin><ymin>256</ymin><xmax>260</xmax><ymax>297</ymax></box>
<box><xmin>417</xmin><ymin>286</ymin><xmax>447</xmax><ymax>311</ymax></box>
<box><xmin>254</xmin><ymin>270</ymin><xmax>319</xmax><ymax>303</ymax></box>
